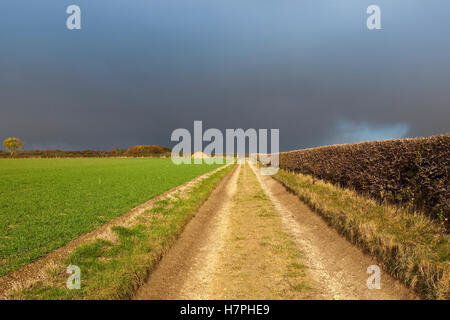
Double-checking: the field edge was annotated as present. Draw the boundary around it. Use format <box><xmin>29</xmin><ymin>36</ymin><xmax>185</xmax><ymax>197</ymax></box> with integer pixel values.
<box><xmin>3</xmin><ymin>164</ymin><xmax>234</xmax><ymax>300</ymax></box>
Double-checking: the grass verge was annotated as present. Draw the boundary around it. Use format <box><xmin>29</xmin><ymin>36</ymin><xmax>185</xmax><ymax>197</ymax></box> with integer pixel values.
<box><xmin>209</xmin><ymin>163</ymin><xmax>315</xmax><ymax>299</ymax></box>
<box><xmin>273</xmin><ymin>169</ymin><xmax>449</xmax><ymax>300</ymax></box>
<box><xmin>10</xmin><ymin>165</ymin><xmax>234</xmax><ymax>300</ymax></box>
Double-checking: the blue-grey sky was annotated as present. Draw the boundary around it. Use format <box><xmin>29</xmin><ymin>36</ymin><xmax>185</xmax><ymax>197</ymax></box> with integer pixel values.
<box><xmin>1</xmin><ymin>0</ymin><xmax>449</xmax><ymax>151</ymax></box>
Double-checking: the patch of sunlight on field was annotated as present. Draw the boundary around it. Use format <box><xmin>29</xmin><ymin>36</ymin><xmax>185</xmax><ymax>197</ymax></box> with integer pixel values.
<box><xmin>0</xmin><ymin>158</ymin><xmax>221</xmax><ymax>276</ymax></box>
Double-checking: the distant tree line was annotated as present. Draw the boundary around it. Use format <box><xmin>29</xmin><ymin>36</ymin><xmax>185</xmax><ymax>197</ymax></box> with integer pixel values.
<box><xmin>0</xmin><ymin>138</ymin><xmax>171</xmax><ymax>158</ymax></box>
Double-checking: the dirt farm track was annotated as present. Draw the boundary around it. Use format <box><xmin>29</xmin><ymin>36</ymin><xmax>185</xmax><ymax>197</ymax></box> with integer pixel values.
<box><xmin>135</xmin><ymin>163</ymin><xmax>417</xmax><ymax>300</ymax></box>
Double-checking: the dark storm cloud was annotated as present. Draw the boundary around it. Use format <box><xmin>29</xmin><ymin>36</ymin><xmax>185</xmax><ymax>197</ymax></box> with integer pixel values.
<box><xmin>0</xmin><ymin>0</ymin><xmax>449</xmax><ymax>151</ymax></box>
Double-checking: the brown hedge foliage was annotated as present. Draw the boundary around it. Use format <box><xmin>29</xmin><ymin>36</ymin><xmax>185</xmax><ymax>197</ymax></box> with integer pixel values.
<box><xmin>279</xmin><ymin>134</ymin><xmax>450</xmax><ymax>225</ymax></box>
<box><xmin>0</xmin><ymin>145</ymin><xmax>171</xmax><ymax>158</ymax></box>
<box><xmin>124</xmin><ymin>145</ymin><xmax>171</xmax><ymax>157</ymax></box>
<box><xmin>0</xmin><ymin>150</ymin><xmax>112</xmax><ymax>158</ymax></box>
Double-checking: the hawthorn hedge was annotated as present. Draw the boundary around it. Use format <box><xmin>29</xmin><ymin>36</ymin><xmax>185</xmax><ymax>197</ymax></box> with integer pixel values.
<box><xmin>279</xmin><ymin>134</ymin><xmax>450</xmax><ymax>226</ymax></box>
<box><xmin>0</xmin><ymin>145</ymin><xmax>171</xmax><ymax>158</ymax></box>
<box><xmin>124</xmin><ymin>145</ymin><xmax>171</xmax><ymax>157</ymax></box>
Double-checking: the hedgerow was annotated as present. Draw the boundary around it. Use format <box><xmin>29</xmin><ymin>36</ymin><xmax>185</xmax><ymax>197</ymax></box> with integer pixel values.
<box><xmin>279</xmin><ymin>134</ymin><xmax>449</xmax><ymax>227</ymax></box>
<box><xmin>0</xmin><ymin>145</ymin><xmax>171</xmax><ymax>158</ymax></box>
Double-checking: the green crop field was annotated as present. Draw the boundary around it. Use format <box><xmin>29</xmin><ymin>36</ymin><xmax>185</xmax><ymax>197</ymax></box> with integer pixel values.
<box><xmin>0</xmin><ymin>158</ymin><xmax>221</xmax><ymax>277</ymax></box>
